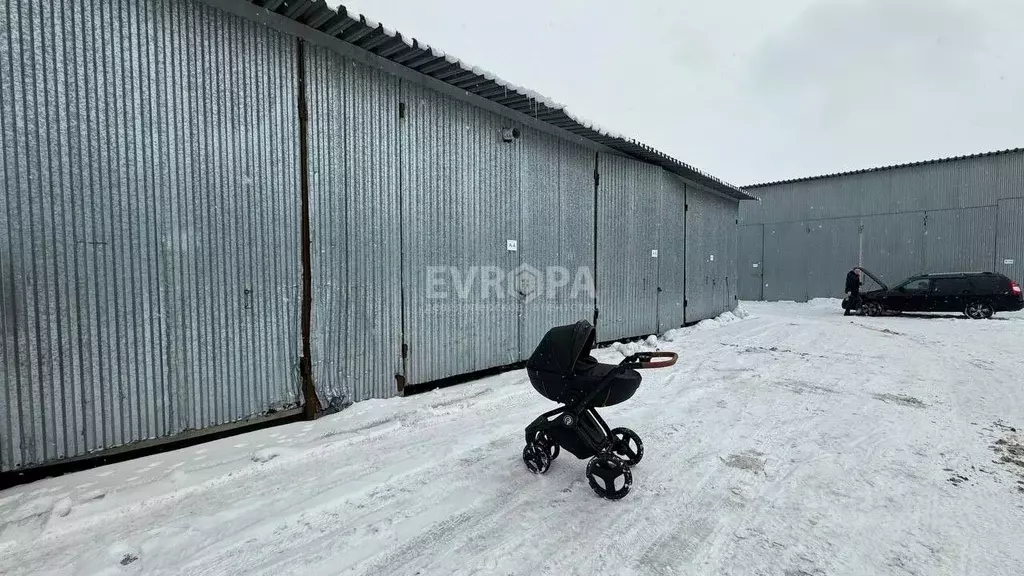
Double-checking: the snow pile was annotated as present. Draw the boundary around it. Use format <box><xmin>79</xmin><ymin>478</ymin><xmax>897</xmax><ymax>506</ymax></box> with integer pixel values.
<box><xmin>808</xmin><ymin>297</ymin><xmax>843</xmax><ymax>308</ymax></box>
<box><xmin>610</xmin><ymin>340</ymin><xmax>651</xmax><ymax>357</ymax></box>
<box><xmin>610</xmin><ymin>307</ymin><xmax>750</xmax><ymax>354</ymax></box>
<box><xmin>694</xmin><ymin>310</ymin><xmax>745</xmax><ymax>331</ymax></box>
<box><xmin>659</xmin><ymin>329</ymin><xmax>684</xmax><ymax>342</ymax></box>
<box><xmin>693</xmin><ymin>318</ymin><xmax>721</xmax><ymax>331</ymax></box>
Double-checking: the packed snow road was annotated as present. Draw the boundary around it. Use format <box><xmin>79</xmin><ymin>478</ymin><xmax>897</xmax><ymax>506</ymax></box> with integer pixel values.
<box><xmin>3</xmin><ymin>301</ymin><xmax>1024</xmax><ymax>576</ymax></box>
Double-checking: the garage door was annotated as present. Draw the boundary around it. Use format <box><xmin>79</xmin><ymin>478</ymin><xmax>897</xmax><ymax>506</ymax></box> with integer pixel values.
<box><xmin>996</xmin><ymin>198</ymin><xmax>1024</xmax><ymax>281</ymax></box>
<box><xmin>739</xmin><ymin>225</ymin><xmax>763</xmax><ymax>301</ymax></box>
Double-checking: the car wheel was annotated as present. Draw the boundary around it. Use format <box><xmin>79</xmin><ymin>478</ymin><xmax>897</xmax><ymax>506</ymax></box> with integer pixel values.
<box><xmin>965</xmin><ymin>302</ymin><xmax>993</xmax><ymax>320</ymax></box>
<box><xmin>862</xmin><ymin>302</ymin><xmax>883</xmax><ymax>317</ymax></box>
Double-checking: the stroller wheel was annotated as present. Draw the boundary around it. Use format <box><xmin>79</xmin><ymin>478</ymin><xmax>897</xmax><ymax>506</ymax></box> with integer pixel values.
<box><xmin>608</xmin><ymin>427</ymin><xmax>644</xmax><ymax>467</ymax></box>
<box><xmin>532</xmin><ymin>431</ymin><xmax>560</xmax><ymax>461</ymax></box>
<box><xmin>586</xmin><ymin>454</ymin><xmax>632</xmax><ymax>500</ymax></box>
<box><xmin>523</xmin><ymin>444</ymin><xmax>551</xmax><ymax>474</ymax></box>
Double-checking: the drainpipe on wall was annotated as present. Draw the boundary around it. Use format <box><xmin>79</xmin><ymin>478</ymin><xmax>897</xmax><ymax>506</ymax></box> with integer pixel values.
<box><xmin>858</xmin><ymin>222</ymin><xmax>864</xmax><ymax>267</ymax></box>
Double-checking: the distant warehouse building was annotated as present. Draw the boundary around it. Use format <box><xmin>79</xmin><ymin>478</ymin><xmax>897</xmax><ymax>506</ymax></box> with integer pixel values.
<box><xmin>738</xmin><ymin>149</ymin><xmax>1024</xmax><ymax>302</ymax></box>
<box><xmin>1</xmin><ymin>0</ymin><xmax>751</xmax><ymax>472</ymax></box>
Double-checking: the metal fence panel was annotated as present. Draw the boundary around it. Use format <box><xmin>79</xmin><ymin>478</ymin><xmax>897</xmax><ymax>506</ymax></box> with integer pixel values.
<box><xmin>923</xmin><ymin>207</ymin><xmax>997</xmax><ymax>275</ymax></box>
<box><xmin>860</xmin><ymin>212</ymin><xmax>926</xmax><ymax>286</ymax></box>
<box><xmin>596</xmin><ymin>154</ymin><xmax>660</xmax><ymax>341</ymax></box>
<box><xmin>0</xmin><ymin>0</ymin><xmax>302</xmax><ymax>471</ymax></box>
<box><xmin>399</xmin><ymin>82</ymin><xmax>521</xmax><ymax>385</ymax></box>
<box><xmin>762</xmin><ymin>222</ymin><xmax>810</xmax><ymax>302</ymax></box>
<box><xmin>519</xmin><ymin>129</ymin><xmax>596</xmax><ymax>358</ymax></box>
<box><xmin>806</xmin><ymin>217</ymin><xmax>861</xmax><ymax>299</ymax></box>
<box><xmin>305</xmin><ymin>45</ymin><xmax>403</xmax><ymax>407</ymax></box>
<box><xmin>656</xmin><ymin>173</ymin><xmax>687</xmax><ymax>332</ymax></box>
<box><xmin>738</xmin><ymin>225</ymin><xmax>764</xmax><ymax>300</ymax></box>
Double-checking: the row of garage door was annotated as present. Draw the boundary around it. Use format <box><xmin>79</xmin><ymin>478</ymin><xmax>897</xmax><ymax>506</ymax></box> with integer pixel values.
<box><xmin>311</xmin><ymin>55</ymin><xmax>741</xmax><ymax>401</ymax></box>
<box><xmin>0</xmin><ymin>4</ymin><xmax>741</xmax><ymax>472</ymax></box>
<box><xmin>739</xmin><ymin>199</ymin><xmax>1024</xmax><ymax>301</ymax></box>
<box><xmin>595</xmin><ymin>155</ymin><xmax>739</xmax><ymax>345</ymax></box>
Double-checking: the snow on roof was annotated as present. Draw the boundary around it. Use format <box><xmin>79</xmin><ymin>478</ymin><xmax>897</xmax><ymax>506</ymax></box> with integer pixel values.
<box><xmin>262</xmin><ymin>0</ymin><xmax>752</xmax><ymax>200</ymax></box>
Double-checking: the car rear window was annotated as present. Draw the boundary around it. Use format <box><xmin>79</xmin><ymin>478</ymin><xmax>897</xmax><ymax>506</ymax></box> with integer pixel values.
<box><xmin>969</xmin><ymin>276</ymin><xmax>1007</xmax><ymax>293</ymax></box>
<box><xmin>933</xmin><ymin>278</ymin><xmax>974</xmax><ymax>295</ymax></box>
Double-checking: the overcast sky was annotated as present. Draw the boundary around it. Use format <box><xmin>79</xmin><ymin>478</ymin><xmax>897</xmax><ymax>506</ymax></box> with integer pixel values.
<box><xmin>333</xmin><ymin>0</ymin><xmax>1024</xmax><ymax>186</ymax></box>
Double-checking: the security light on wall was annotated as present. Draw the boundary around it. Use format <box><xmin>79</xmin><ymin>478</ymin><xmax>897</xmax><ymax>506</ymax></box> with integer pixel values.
<box><xmin>502</xmin><ymin>127</ymin><xmax>521</xmax><ymax>142</ymax></box>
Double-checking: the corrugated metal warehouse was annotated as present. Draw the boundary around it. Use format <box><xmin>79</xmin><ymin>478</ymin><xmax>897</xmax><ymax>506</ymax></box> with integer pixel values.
<box><xmin>739</xmin><ymin>149</ymin><xmax>1024</xmax><ymax>302</ymax></box>
<box><xmin>0</xmin><ymin>0</ymin><xmax>752</xmax><ymax>472</ymax></box>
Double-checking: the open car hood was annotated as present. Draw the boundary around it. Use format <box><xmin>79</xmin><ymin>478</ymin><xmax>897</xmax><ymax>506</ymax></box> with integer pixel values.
<box><xmin>855</xmin><ymin>267</ymin><xmax>888</xmax><ymax>291</ymax></box>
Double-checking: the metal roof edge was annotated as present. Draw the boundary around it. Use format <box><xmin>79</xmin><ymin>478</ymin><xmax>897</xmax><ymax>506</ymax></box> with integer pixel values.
<box><xmin>745</xmin><ymin>147</ymin><xmax>1024</xmax><ymax>190</ymax></box>
<box><xmin>240</xmin><ymin>0</ymin><xmax>754</xmax><ymax>201</ymax></box>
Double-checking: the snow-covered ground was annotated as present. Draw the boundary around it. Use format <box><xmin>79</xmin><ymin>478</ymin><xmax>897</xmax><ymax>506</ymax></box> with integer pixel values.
<box><xmin>3</xmin><ymin>300</ymin><xmax>1024</xmax><ymax>576</ymax></box>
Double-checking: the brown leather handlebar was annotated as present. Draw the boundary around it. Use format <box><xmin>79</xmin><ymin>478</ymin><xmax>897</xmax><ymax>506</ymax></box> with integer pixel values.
<box><xmin>621</xmin><ymin>351</ymin><xmax>679</xmax><ymax>369</ymax></box>
<box><xmin>639</xmin><ymin>351</ymin><xmax>678</xmax><ymax>369</ymax></box>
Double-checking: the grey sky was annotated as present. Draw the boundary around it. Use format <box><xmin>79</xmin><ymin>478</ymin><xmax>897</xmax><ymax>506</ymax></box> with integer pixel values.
<box><xmin>336</xmin><ymin>0</ymin><xmax>1024</xmax><ymax>186</ymax></box>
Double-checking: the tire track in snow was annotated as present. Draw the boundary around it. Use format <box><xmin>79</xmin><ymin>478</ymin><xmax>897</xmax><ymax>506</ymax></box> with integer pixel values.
<box><xmin>171</xmin><ymin>385</ymin><xmax>577</xmax><ymax>576</ymax></box>
<box><xmin>527</xmin><ymin>319</ymin><xmax>804</xmax><ymax>574</ymax></box>
<box><xmin>333</xmin><ymin>335</ymin><xmax>753</xmax><ymax>575</ymax></box>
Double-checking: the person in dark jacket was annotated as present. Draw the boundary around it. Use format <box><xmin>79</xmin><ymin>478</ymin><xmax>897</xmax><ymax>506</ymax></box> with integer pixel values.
<box><xmin>844</xmin><ymin>268</ymin><xmax>861</xmax><ymax>316</ymax></box>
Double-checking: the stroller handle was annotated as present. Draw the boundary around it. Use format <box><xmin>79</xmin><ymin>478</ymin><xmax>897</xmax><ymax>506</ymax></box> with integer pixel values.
<box><xmin>621</xmin><ymin>351</ymin><xmax>678</xmax><ymax>369</ymax></box>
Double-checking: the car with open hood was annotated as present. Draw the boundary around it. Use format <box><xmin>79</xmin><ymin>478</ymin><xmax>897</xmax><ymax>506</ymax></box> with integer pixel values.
<box><xmin>853</xmin><ymin>268</ymin><xmax>1023</xmax><ymax>319</ymax></box>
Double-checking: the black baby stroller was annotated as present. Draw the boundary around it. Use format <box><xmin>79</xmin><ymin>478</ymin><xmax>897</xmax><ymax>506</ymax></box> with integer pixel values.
<box><xmin>522</xmin><ymin>319</ymin><xmax>677</xmax><ymax>499</ymax></box>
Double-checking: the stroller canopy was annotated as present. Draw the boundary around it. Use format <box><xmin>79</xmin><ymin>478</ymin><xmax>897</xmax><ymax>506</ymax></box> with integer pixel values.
<box><xmin>526</xmin><ymin>320</ymin><xmax>597</xmax><ymax>377</ymax></box>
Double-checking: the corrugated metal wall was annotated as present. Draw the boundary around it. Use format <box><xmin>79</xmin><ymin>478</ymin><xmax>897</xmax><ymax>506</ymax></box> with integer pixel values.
<box><xmin>656</xmin><ymin>174</ymin><xmax>687</xmax><ymax>332</ymax></box>
<box><xmin>1</xmin><ymin>0</ymin><xmax>743</xmax><ymax>470</ymax></box>
<box><xmin>724</xmin><ymin>196</ymin><xmax>739</xmax><ymax>309</ymax></box>
<box><xmin>742</xmin><ymin>152</ymin><xmax>1024</xmax><ymax>226</ymax></box>
<box><xmin>923</xmin><ymin>208</ymin><xmax>997</xmax><ymax>274</ymax></box>
<box><xmin>997</xmin><ymin>199</ymin><xmax>1024</xmax><ymax>280</ymax></box>
<box><xmin>751</xmin><ymin>209</ymin><xmax>1002</xmax><ymax>302</ymax></box>
<box><xmin>740</xmin><ymin>150</ymin><xmax>1024</xmax><ymax>301</ymax></box>
<box><xmin>596</xmin><ymin>154</ymin><xmax>661</xmax><ymax>341</ymax></box>
<box><xmin>684</xmin><ymin>189</ymin><xmax>711</xmax><ymax>317</ymax></box>
<box><xmin>305</xmin><ymin>45</ymin><xmax>403</xmax><ymax>407</ymax></box>
<box><xmin>806</xmin><ymin>217</ymin><xmax>861</xmax><ymax>299</ymax></box>
<box><xmin>859</xmin><ymin>212</ymin><xmax>925</xmax><ymax>286</ymax></box>
<box><xmin>399</xmin><ymin>82</ymin><xmax>522</xmax><ymax>385</ymax></box>
<box><xmin>0</xmin><ymin>0</ymin><xmax>302</xmax><ymax>472</ymax></box>
<box><xmin>762</xmin><ymin>222</ymin><xmax>810</xmax><ymax>302</ymax></box>
<box><xmin>738</xmin><ymin>225</ymin><xmax>763</xmax><ymax>301</ymax></box>
<box><xmin>519</xmin><ymin>129</ymin><xmax>596</xmax><ymax>358</ymax></box>
<box><xmin>685</xmin><ymin>187</ymin><xmax>739</xmax><ymax>322</ymax></box>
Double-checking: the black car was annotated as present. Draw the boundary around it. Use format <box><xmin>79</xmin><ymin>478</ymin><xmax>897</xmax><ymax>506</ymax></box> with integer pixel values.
<box><xmin>854</xmin><ymin>269</ymin><xmax>1023</xmax><ymax>319</ymax></box>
